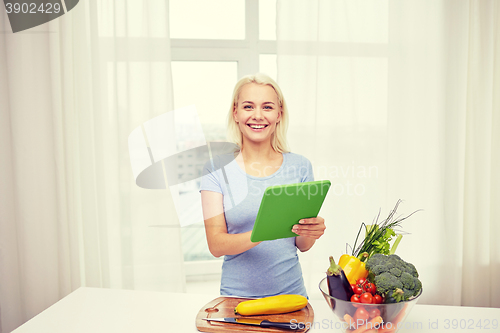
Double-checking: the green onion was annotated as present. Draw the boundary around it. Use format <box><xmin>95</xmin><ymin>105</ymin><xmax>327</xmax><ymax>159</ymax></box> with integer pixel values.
<box><xmin>351</xmin><ymin>200</ymin><xmax>420</xmax><ymax>261</ymax></box>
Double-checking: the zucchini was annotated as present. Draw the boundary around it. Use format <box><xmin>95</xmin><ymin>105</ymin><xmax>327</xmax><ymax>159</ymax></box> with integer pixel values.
<box><xmin>234</xmin><ymin>294</ymin><xmax>308</xmax><ymax>316</ymax></box>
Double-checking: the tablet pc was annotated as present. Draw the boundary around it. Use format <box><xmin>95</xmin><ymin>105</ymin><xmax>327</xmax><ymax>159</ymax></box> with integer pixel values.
<box><xmin>250</xmin><ymin>180</ymin><xmax>331</xmax><ymax>242</ymax></box>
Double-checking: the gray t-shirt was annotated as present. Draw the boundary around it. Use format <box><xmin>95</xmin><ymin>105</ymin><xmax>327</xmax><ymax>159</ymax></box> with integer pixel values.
<box><xmin>200</xmin><ymin>152</ymin><xmax>314</xmax><ymax>297</ymax></box>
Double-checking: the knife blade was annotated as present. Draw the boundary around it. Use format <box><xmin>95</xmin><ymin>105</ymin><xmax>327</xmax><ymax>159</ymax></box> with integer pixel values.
<box><xmin>203</xmin><ymin>317</ymin><xmax>301</xmax><ymax>330</ymax></box>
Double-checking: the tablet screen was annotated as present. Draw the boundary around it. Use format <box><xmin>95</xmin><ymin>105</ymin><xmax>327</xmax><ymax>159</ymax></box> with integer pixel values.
<box><xmin>250</xmin><ymin>180</ymin><xmax>331</xmax><ymax>242</ymax></box>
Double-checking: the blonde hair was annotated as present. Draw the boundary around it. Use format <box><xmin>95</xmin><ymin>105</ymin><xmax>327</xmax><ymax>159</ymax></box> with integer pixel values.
<box><xmin>227</xmin><ymin>73</ymin><xmax>290</xmax><ymax>153</ymax></box>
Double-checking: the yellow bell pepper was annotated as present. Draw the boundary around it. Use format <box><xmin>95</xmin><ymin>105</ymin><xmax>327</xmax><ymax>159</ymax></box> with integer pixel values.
<box><xmin>338</xmin><ymin>254</ymin><xmax>368</xmax><ymax>284</ymax></box>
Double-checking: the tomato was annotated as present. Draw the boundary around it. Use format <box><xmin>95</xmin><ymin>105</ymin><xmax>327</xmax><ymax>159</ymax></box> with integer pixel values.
<box><xmin>356</xmin><ymin>278</ymin><xmax>367</xmax><ymax>286</ymax></box>
<box><xmin>360</xmin><ymin>292</ymin><xmax>373</xmax><ymax>304</ymax></box>
<box><xmin>363</xmin><ymin>282</ymin><xmax>376</xmax><ymax>295</ymax></box>
<box><xmin>352</xmin><ymin>284</ymin><xmax>363</xmax><ymax>295</ymax></box>
<box><xmin>368</xmin><ymin>308</ymin><xmax>381</xmax><ymax>318</ymax></box>
<box><xmin>350</xmin><ymin>294</ymin><xmax>361</xmax><ymax>303</ymax></box>
<box><xmin>350</xmin><ymin>294</ymin><xmax>363</xmax><ymax>307</ymax></box>
<box><xmin>373</xmin><ymin>294</ymin><xmax>383</xmax><ymax>304</ymax></box>
<box><xmin>354</xmin><ymin>307</ymin><xmax>369</xmax><ymax>322</ymax></box>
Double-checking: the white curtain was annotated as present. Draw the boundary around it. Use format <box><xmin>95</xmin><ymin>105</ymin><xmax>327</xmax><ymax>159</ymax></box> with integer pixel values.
<box><xmin>277</xmin><ymin>0</ymin><xmax>499</xmax><ymax>307</ymax></box>
<box><xmin>0</xmin><ymin>1</ymin><xmax>185</xmax><ymax>332</ymax></box>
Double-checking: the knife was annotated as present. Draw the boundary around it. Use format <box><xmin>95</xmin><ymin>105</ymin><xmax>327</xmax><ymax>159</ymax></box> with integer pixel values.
<box><xmin>203</xmin><ymin>317</ymin><xmax>302</xmax><ymax>330</ymax></box>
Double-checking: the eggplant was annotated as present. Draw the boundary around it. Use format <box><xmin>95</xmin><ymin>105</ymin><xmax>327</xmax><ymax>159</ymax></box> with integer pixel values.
<box><xmin>326</xmin><ymin>256</ymin><xmax>354</xmax><ymax>301</ymax></box>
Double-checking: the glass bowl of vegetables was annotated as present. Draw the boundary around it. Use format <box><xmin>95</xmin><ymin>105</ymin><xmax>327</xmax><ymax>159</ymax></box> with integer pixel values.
<box><xmin>319</xmin><ymin>277</ymin><xmax>422</xmax><ymax>333</ymax></box>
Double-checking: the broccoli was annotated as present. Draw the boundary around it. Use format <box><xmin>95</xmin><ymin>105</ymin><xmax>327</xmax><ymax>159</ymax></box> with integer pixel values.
<box><xmin>365</xmin><ymin>253</ymin><xmax>422</xmax><ymax>303</ymax></box>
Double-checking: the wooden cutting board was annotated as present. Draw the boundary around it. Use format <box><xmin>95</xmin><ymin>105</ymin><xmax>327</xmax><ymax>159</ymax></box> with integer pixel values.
<box><xmin>196</xmin><ymin>297</ymin><xmax>314</xmax><ymax>332</ymax></box>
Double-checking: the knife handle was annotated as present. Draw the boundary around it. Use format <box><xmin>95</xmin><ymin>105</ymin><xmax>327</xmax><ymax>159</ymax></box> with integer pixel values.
<box><xmin>260</xmin><ymin>320</ymin><xmax>302</xmax><ymax>330</ymax></box>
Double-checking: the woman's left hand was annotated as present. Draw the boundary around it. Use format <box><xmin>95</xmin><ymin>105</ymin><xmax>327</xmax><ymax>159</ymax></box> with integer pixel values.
<box><xmin>292</xmin><ymin>216</ymin><xmax>326</xmax><ymax>239</ymax></box>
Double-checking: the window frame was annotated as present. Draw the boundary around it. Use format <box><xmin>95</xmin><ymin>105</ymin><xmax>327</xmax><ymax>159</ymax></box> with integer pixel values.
<box><xmin>171</xmin><ymin>1</ymin><xmax>276</xmax><ymax>78</ymax></box>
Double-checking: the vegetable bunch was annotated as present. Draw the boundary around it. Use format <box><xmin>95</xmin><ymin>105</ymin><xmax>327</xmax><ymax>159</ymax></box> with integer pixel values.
<box><xmin>336</xmin><ymin>200</ymin><xmax>418</xmax><ymax>285</ymax></box>
<box><xmin>325</xmin><ymin>201</ymin><xmax>423</xmax><ymax>332</ymax></box>
<box><xmin>351</xmin><ymin>199</ymin><xmax>419</xmax><ymax>262</ymax></box>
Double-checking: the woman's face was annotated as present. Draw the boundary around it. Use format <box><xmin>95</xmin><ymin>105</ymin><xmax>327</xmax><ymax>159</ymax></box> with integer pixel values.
<box><xmin>233</xmin><ymin>83</ymin><xmax>281</xmax><ymax>146</ymax></box>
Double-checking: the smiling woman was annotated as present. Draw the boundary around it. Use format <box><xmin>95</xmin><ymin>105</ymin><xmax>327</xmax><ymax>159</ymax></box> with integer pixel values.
<box><xmin>199</xmin><ymin>73</ymin><xmax>327</xmax><ymax>298</ymax></box>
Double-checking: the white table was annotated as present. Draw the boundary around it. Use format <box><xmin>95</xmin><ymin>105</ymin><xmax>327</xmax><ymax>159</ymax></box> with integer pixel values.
<box><xmin>12</xmin><ymin>287</ymin><xmax>500</xmax><ymax>332</ymax></box>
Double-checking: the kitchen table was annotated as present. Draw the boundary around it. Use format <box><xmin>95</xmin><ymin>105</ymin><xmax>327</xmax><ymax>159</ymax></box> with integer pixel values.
<box><xmin>11</xmin><ymin>287</ymin><xmax>500</xmax><ymax>332</ymax></box>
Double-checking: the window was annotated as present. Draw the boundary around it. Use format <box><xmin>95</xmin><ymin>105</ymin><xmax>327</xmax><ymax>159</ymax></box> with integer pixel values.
<box><xmin>169</xmin><ymin>0</ymin><xmax>245</xmax><ymax>40</ymax></box>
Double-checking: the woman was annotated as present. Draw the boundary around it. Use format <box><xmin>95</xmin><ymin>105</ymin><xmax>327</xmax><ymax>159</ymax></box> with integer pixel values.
<box><xmin>200</xmin><ymin>73</ymin><xmax>326</xmax><ymax>298</ymax></box>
